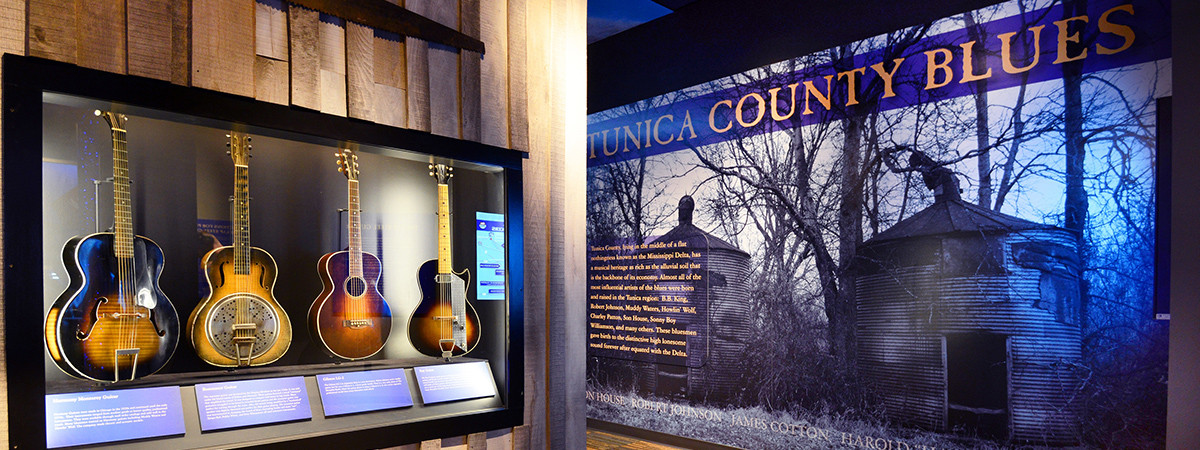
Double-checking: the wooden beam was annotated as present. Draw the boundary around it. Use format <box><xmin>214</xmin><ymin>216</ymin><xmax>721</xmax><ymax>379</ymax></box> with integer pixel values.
<box><xmin>289</xmin><ymin>4</ymin><xmax>320</xmax><ymax>110</ymax></box>
<box><xmin>128</xmin><ymin>0</ymin><xmax>172</xmax><ymax>81</ymax></box>
<box><xmin>0</xmin><ymin>0</ymin><xmax>24</xmax><ymax>56</ymax></box>
<box><xmin>192</xmin><ymin>0</ymin><xmax>254</xmax><ymax>97</ymax></box>
<box><xmin>405</xmin><ymin>0</ymin><xmax>431</xmax><ymax>132</ymax></box>
<box><xmin>76</xmin><ymin>0</ymin><xmax>126</xmax><ymax>74</ymax></box>
<box><xmin>373</xmin><ymin>28</ymin><xmax>407</xmax><ymax>128</ymax></box>
<box><xmin>28</xmin><ymin>0</ymin><xmax>76</xmax><ymax>64</ymax></box>
<box><xmin>289</xmin><ymin>0</ymin><xmax>483</xmax><ymax>53</ymax></box>
<box><xmin>479</xmin><ymin>0</ymin><xmax>508</xmax><ymax>148</ymax></box>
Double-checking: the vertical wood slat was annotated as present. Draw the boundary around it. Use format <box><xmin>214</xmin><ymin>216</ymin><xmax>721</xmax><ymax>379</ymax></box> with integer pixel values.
<box><xmin>419</xmin><ymin>439</ymin><xmax>441</xmax><ymax>450</ymax></box>
<box><xmin>507</xmin><ymin>0</ymin><xmax>528</xmax><ymax>151</ymax></box>
<box><xmin>485</xmin><ymin>430</ymin><xmax>513</xmax><ymax>450</ymax></box>
<box><xmin>0</xmin><ymin>0</ymin><xmax>24</xmax><ymax>55</ymax></box>
<box><xmin>318</xmin><ymin>15</ymin><xmax>347</xmax><ymax>116</ymax></box>
<box><xmin>76</xmin><ymin>0</ymin><xmax>126</xmax><ymax>73</ymax></box>
<box><xmin>405</xmin><ymin>0</ymin><xmax>431</xmax><ymax>132</ymax></box>
<box><xmin>170</xmin><ymin>0</ymin><xmax>191</xmax><ymax>85</ymax></box>
<box><xmin>290</xmin><ymin>4</ymin><xmax>320</xmax><ymax>110</ymax></box>
<box><xmin>374</xmin><ymin>29</ymin><xmax>407</xmax><ymax>128</ymax></box>
<box><xmin>255</xmin><ymin>55</ymin><xmax>289</xmax><ymax>105</ymax></box>
<box><xmin>255</xmin><ymin>0</ymin><xmax>288</xmax><ymax>105</ymax></box>
<box><xmin>127</xmin><ymin>0</ymin><xmax>172</xmax><ymax>80</ymax></box>
<box><xmin>255</xmin><ymin>0</ymin><xmax>287</xmax><ymax>60</ymax></box>
<box><xmin>511</xmin><ymin>425</ymin><xmax>530</xmax><ymax>450</ymax></box>
<box><xmin>28</xmin><ymin>0</ymin><xmax>76</xmax><ymax>64</ymax></box>
<box><xmin>466</xmin><ymin>432</ymin><xmax>487</xmax><ymax>450</ymax></box>
<box><xmin>479</xmin><ymin>0</ymin><xmax>508</xmax><ymax>148</ymax></box>
<box><xmin>347</xmin><ymin>22</ymin><xmax>375</xmax><ymax>121</ymax></box>
<box><xmin>426</xmin><ymin>0</ymin><xmax>460</xmax><ymax>138</ymax></box>
<box><xmin>192</xmin><ymin>0</ymin><xmax>254</xmax><ymax>97</ymax></box>
<box><xmin>460</xmin><ymin>0</ymin><xmax>481</xmax><ymax>142</ymax></box>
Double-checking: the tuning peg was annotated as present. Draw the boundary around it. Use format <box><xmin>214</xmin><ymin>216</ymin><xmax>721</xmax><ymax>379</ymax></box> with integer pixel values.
<box><xmin>226</xmin><ymin>134</ymin><xmax>231</xmax><ymax>138</ymax></box>
<box><xmin>449</xmin><ymin>174</ymin><xmax>454</xmax><ymax>178</ymax></box>
<box><xmin>448</xmin><ymin>167</ymin><xmax>454</xmax><ymax>172</ymax></box>
<box><xmin>428</xmin><ymin>164</ymin><xmax>434</xmax><ymax>170</ymax></box>
<box><xmin>429</xmin><ymin>171</ymin><xmax>435</xmax><ymax>177</ymax></box>
<box><xmin>93</xmin><ymin>110</ymin><xmax>102</xmax><ymax>116</ymax></box>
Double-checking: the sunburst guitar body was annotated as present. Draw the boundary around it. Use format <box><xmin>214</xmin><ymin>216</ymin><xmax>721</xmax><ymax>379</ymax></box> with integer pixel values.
<box><xmin>308</xmin><ymin>149</ymin><xmax>392</xmax><ymax>360</ymax></box>
<box><xmin>407</xmin><ymin>164</ymin><xmax>480</xmax><ymax>358</ymax></box>
<box><xmin>45</xmin><ymin>111</ymin><xmax>180</xmax><ymax>382</ymax></box>
<box><xmin>187</xmin><ymin>132</ymin><xmax>292</xmax><ymax>367</ymax></box>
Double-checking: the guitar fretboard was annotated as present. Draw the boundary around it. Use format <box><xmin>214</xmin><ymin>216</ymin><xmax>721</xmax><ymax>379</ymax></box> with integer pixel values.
<box><xmin>233</xmin><ymin>164</ymin><xmax>251</xmax><ymax>275</ymax></box>
<box><xmin>112</xmin><ymin>127</ymin><xmax>134</xmax><ymax>260</ymax></box>
<box><xmin>348</xmin><ymin>178</ymin><xmax>363</xmax><ymax>278</ymax></box>
<box><xmin>437</xmin><ymin>183</ymin><xmax>452</xmax><ymax>274</ymax></box>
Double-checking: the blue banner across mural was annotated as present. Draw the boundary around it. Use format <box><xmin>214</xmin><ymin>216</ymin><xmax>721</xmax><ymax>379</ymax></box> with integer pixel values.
<box><xmin>586</xmin><ymin>0</ymin><xmax>1169</xmax><ymax>167</ymax></box>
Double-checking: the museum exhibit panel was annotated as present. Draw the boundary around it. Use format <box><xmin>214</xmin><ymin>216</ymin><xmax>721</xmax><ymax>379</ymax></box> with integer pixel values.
<box><xmin>584</xmin><ymin>0</ymin><xmax>1194</xmax><ymax>448</ymax></box>
<box><xmin>3</xmin><ymin>54</ymin><xmax>525</xmax><ymax>448</ymax></box>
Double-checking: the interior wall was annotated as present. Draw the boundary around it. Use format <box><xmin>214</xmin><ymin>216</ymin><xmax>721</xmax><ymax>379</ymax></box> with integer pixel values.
<box><xmin>0</xmin><ymin>0</ymin><xmax>587</xmax><ymax>448</ymax></box>
<box><xmin>589</xmin><ymin>0</ymin><xmax>1197</xmax><ymax>447</ymax></box>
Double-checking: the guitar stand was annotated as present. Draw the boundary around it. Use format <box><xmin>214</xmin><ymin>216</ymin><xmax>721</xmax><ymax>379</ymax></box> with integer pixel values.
<box><xmin>92</xmin><ymin>177</ymin><xmax>131</xmax><ymax>233</ymax></box>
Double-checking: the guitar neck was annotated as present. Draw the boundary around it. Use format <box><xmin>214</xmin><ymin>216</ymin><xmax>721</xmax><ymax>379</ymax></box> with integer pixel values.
<box><xmin>233</xmin><ymin>164</ymin><xmax>251</xmax><ymax>275</ymax></box>
<box><xmin>348</xmin><ymin>178</ymin><xmax>363</xmax><ymax>278</ymax></box>
<box><xmin>437</xmin><ymin>183</ymin><xmax>452</xmax><ymax>274</ymax></box>
<box><xmin>111</xmin><ymin>126</ymin><xmax>134</xmax><ymax>260</ymax></box>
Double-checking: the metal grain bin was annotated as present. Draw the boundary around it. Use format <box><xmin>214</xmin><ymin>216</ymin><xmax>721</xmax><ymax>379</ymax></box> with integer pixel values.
<box><xmin>635</xmin><ymin>196</ymin><xmax>750</xmax><ymax>404</ymax></box>
<box><xmin>854</xmin><ymin>195</ymin><xmax>1082</xmax><ymax>445</ymax></box>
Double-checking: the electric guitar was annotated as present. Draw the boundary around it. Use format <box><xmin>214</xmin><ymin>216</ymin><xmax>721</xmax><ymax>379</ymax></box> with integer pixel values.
<box><xmin>45</xmin><ymin>110</ymin><xmax>180</xmax><ymax>382</ymax></box>
<box><xmin>188</xmin><ymin>132</ymin><xmax>292</xmax><ymax>367</ymax></box>
<box><xmin>408</xmin><ymin>164</ymin><xmax>480</xmax><ymax>358</ymax></box>
<box><xmin>308</xmin><ymin>149</ymin><xmax>393</xmax><ymax>360</ymax></box>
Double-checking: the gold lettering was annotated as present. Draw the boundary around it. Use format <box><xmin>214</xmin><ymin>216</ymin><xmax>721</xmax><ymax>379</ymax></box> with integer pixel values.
<box><xmin>998</xmin><ymin>25</ymin><xmax>1045</xmax><ymax>74</ymax></box>
<box><xmin>622</xmin><ymin>123</ymin><xmax>642</xmax><ymax>152</ymax></box>
<box><xmin>1097</xmin><ymin>4</ymin><xmax>1135</xmax><ymax>55</ymax></box>
<box><xmin>802</xmin><ymin>75</ymin><xmax>834</xmax><ymax>114</ymax></box>
<box><xmin>602</xmin><ymin>129</ymin><xmax>618</xmax><ymax>156</ymax></box>
<box><xmin>653</xmin><ymin>115</ymin><xmax>674</xmax><ymax>145</ymax></box>
<box><xmin>588</xmin><ymin>132</ymin><xmax>598</xmax><ymax>159</ymax></box>
<box><xmin>837</xmin><ymin>67</ymin><xmax>867</xmax><ymax>106</ymax></box>
<box><xmin>709</xmin><ymin>100</ymin><xmax>733</xmax><ymax>133</ymax></box>
<box><xmin>736</xmin><ymin>92</ymin><xmax>766</xmax><ymax>128</ymax></box>
<box><xmin>1053</xmin><ymin>15</ymin><xmax>1089</xmax><ymax>64</ymax></box>
<box><xmin>768</xmin><ymin>83</ymin><xmax>800</xmax><ymax>121</ymax></box>
<box><xmin>643</xmin><ymin>119</ymin><xmax>653</xmax><ymax>147</ymax></box>
<box><xmin>869</xmin><ymin>58</ymin><xmax>905</xmax><ymax>98</ymax></box>
<box><xmin>924</xmin><ymin>48</ymin><xmax>954</xmax><ymax>90</ymax></box>
<box><xmin>677</xmin><ymin>110</ymin><xmax>697</xmax><ymax>141</ymax></box>
<box><xmin>959</xmin><ymin>40</ymin><xmax>992</xmax><ymax>83</ymax></box>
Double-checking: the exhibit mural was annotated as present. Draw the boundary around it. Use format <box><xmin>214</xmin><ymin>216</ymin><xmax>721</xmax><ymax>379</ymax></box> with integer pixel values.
<box><xmin>584</xmin><ymin>0</ymin><xmax>1171</xmax><ymax>447</ymax></box>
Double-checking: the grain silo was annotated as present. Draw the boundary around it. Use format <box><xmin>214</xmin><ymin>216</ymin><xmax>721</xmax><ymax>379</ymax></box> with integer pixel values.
<box><xmin>854</xmin><ymin>169</ymin><xmax>1082</xmax><ymax>445</ymax></box>
<box><xmin>636</xmin><ymin>196</ymin><xmax>750</xmax><ymax>403</ymax></box>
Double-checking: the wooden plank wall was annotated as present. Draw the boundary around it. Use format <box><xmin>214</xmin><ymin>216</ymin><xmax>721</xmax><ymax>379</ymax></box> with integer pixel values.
<box><xmin>1</xmin><ymin>0</ymin><xmax>588</xmax><ymax>448</ymax></box>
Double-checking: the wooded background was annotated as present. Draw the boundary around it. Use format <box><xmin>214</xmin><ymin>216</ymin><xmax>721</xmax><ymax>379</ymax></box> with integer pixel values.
<box><xmin>0</xmin><ymin>0</ymin><xmax>586</xmax><ymax>448</ymax></box>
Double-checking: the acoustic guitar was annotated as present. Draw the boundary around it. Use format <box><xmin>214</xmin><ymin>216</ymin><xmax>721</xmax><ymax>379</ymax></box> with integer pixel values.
<box><xmin>187</xmin><ymin>132</ymin><xmax>292</xmax><ymax>367</ymax></box>
<box><xmin>408</xmin><ymin>164</ymin><xmax>480</xmax><ymax>358</ymax></box>
<box><xmin>45</xmin><ymin>110</ymin><xmax>180</xmax><ymax>382</ymax></box>
<box><xmin>308</xmin><ymin>149</ymin><xmax>393</xmax><ymax>360</ymax></box>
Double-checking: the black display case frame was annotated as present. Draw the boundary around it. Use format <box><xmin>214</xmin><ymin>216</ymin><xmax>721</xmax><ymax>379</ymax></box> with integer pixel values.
<box><xmin>2</xmin><ymin>54</ymin><xmax>526</xmax><ymax>449</ymax></box>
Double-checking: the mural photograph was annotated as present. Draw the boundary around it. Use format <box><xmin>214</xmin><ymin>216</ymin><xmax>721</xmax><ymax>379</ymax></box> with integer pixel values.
<box><xmin>585</xmin><ymin>0</ymin><xmax>1171</xmax><ymax>447</ymax></box>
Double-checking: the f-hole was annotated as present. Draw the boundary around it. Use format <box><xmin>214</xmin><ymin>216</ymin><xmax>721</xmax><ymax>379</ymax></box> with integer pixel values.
<box><xmin>945</xmin><ymin>332</ymin><xmax>1009</xmax><ymax>440</ymax></box>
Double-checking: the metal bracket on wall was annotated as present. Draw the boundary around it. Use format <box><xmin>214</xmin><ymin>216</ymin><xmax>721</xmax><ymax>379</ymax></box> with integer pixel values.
<box><xmin>289</xmin><ymin>0</ymin><xmax>485</xmax><ymax>54</ymax></box>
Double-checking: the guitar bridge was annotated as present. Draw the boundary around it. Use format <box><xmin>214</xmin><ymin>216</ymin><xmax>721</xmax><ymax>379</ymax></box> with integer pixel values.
<box><xmin>232</xmin><ymin>323</ymin><xmax>257</xmax><ymax>367</ymax></box>
<box><xmin>343</xmin><ymin>319</ymin><xmax>373</xmax><ymax>328</ymax></box>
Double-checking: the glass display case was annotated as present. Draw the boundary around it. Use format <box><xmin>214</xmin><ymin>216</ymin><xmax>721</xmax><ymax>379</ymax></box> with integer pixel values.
<box><xmin>4</xmin><ymin>55</ymin><xmax>524</xmax><ymax>449</ymax></box>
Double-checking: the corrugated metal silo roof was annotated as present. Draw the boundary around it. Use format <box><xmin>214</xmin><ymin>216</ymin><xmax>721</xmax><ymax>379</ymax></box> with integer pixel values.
<box><xmin>866</xmin><ymin>199</ymin><xmax>1060</xmax><ymax>244</ymax></box>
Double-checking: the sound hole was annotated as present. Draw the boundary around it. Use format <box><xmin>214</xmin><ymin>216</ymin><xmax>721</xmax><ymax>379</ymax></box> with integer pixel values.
<box><xmin>345</xmin><ymin>277</ymin><xmax>367</xmax><ymax>297</ymax></box>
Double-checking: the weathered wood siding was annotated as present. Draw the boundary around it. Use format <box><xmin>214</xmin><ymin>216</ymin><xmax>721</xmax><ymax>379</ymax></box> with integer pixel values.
<box><xmin>0</xmin><ymin>0</ymin><xmax>587</xmax><ymax>448</ymax></box>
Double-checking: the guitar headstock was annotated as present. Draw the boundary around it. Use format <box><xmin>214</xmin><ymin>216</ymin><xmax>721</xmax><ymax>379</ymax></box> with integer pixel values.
<box><xmin>429</xmin><ymin>163</ymin><xmax>454</xmax><ymax>184</ymax></box>
<box><xmin>336</xmin><ymin>149</ymin><xmax>360</xmax><ymax>181</ymax></box>
<box><xmin>226</xmin><ymin>132</ymin><xmax>252</xmax><ymax>166</ymax></box>
<box><xmin>94</xmin><ymin>110</ymin><xmax>127</xmax><ymax>130</ymax></box>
